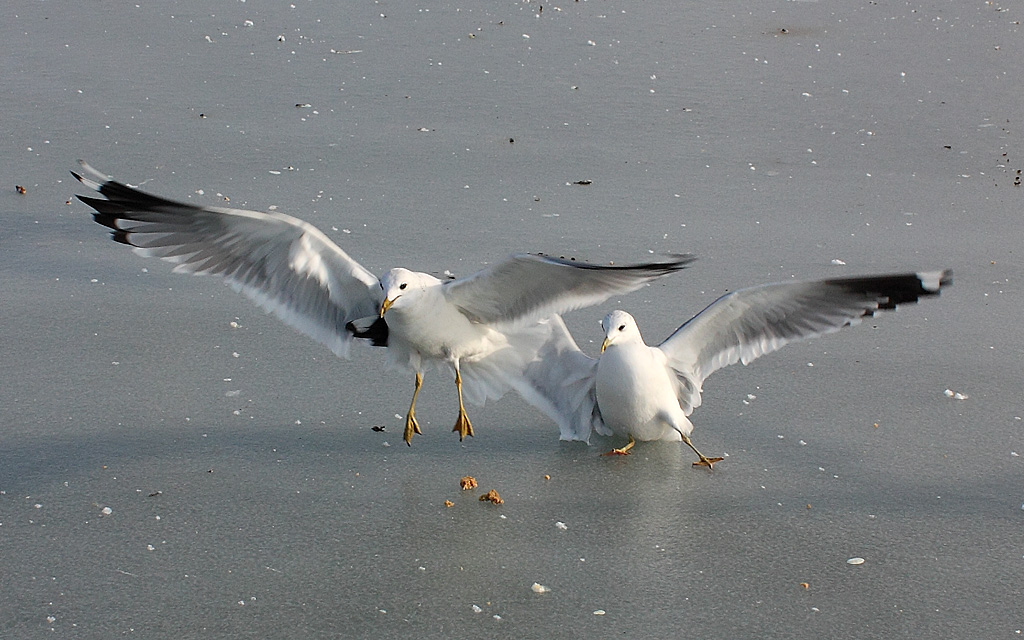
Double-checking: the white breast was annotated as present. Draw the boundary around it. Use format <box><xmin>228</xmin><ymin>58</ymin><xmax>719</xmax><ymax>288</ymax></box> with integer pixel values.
<box><xmin>596</xmin><ymin>343</ymin><xmax>680</xmax><ymax>441</ymax></box>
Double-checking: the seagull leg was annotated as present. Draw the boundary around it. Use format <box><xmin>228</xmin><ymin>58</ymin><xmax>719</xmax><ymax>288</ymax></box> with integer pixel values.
<box><xmin>403</xmin><ymin>372</ymin><xmax>424</xmax><ymax>445</ymax></box>
<box><xmin>681</xmin><ymin>434</ymin><xmax>724</xmax><ymax>468</ymax></box>
<box><xmin>451</xmin><ymin>368</ymin><xmax>474</xmax><ymax>440</ymax></box>
<box><xmin>602</xmin><ymin>435</ymin><xmax>636</xmax><ymax>456</ymax></box>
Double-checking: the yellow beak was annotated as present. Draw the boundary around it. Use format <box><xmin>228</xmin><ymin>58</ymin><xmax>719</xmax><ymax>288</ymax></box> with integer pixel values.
<box><xmin>380</xmin><ymin>298</ymin><xmax>394</xmax><ymax>317</ymax></box>
<box><xmin>600</xmin><ymin>337</ymin><xmax>610</xmax><ymax>353</ymax></box>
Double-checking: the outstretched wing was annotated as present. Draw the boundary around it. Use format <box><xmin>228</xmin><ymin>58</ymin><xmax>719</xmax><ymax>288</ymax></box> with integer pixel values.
<box><xmin>659</xmin><ymin>270</ymin><xmax>952</xmax><ymax>388</ymax></box>
<box><xmin>518</xmin><ymin>316</ymin><xmax>607</xmax><ymax>443</ymax></box>
<box><xmin>74</xmin><ymin>161</ymin><xmax>381</xmax><ymax>358</ymax></box>
<box><xmin>444</xmin><ymin>253</ymin><xmax>696</xmax><ymax>327</ymax></box>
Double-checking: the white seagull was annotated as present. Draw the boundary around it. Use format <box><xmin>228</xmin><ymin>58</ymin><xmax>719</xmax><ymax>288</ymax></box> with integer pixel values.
<box><xmin>521</xmin><ymin>270</ymin><xmax>952</xmax><ymax>466</ymax></box>
<box><xmin>72</xmin><ymin>161</ymin><xmax>694</xmax><ymax>444</ymax></box>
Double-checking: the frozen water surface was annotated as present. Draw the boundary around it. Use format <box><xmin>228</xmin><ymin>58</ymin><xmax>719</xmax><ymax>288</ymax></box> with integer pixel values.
<box><xmin>2</xmin><ymin>0</ymin><xmax>1022</xmax><ymax>637</ymax></box>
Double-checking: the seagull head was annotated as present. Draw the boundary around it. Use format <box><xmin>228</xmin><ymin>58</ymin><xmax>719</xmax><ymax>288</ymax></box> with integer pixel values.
<box><xmin>379</xmin><ymin>268</ymin><xmax>441</xmax><ymax>316</ymax></box>
<box><xmin>600</xmin><ymin>310</ymin><xmax>643</xmax><ymax>352</ymax></box>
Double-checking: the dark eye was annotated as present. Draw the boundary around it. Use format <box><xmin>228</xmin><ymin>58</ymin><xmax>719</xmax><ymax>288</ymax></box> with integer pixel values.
<box><xmin>399</xmin><ymin>283</ymin><xmax>407</xmax><ymax>290</ymax></box>
<box><xmin>618</xmin><ymin>325</ymin><xmax>626</xmax><ymax>331</ymax></box>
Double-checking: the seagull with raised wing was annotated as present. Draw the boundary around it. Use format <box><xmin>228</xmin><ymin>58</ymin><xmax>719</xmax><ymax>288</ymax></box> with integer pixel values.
<box><xmin>73</xmin><ymin>161</ymin><xmax>694</xmax><ymax>444</ymax></box>
<box><xmin>520</xmin><ymin>270</ymin><xmax>952</xmax><ymax>466</ymax></box>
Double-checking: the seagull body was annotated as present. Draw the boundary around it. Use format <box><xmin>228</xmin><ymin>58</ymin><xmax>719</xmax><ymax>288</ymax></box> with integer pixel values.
<box><xmin>522</xmin><ymin>271</ymin><xmax>952</xmax><ymax>465</ymax></box>
<box><xmin>596</xmin><ymin>314</ymin><xmax>690</xmax><ymax>444</ymax></box>
<box><xmin>72</xmin><ymin>161</ymin><xmax>694</xmax><ymax>443</ymax></box>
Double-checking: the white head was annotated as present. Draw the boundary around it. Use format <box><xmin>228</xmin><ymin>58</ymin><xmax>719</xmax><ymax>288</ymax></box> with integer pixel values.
<box><xmin>379</xmin><ymin>268</ymin><xmax>441</xmax><ymax>316</ymax></box>
<box><xmin>600</xmin><ymin>310</ymin><xmax>644</xmax><ymax>352</ymax></box>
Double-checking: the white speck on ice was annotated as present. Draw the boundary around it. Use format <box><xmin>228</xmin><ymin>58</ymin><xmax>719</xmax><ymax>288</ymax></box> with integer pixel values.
<box><xmin>531</xmin><ymin>582</ymin><xmax>551</xmax><ymax>593</ymax></box>
<box><xmin>593</xmin><ymin>609</ymin><xmax>606</xmax><ymax>615</ymax></box>
<box><xmin>847</xmin><ymin>557</ymin><xmax>865</xmax><ymax>565</ymax></box>
<box><xmin>472</xmin><ymin>604</ymin><xmax>483</xmax><ymax>613</ymax></box>
<box><xmin>101</xmin><ymin>506</ymin><xmax>112</xmax><ymax>515</ymax></box>
<box><xmin>555</xmin><ymin>521</ymin><xmax>568</xmax><ymax>530</ymax></box>
<box><xmin>831</xmin><ymin>259</ymin><xmax>846</xmax><ymax>265</ymax></box>
<box><xmin>493</xmin><ymin>614</ymin><xmax>502</xmax><ymax>621</ymax></box>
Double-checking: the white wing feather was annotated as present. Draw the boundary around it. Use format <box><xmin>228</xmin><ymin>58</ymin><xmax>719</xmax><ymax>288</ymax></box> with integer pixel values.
<box><xmin>444</xmin><ymin>253</ymin><xmax>695</xmax><ymax>328</ymax></box>
<box><xmin>74</xmin><ymin>161</ymin><xmax>381</xmax><ymax>358</ymax></box>
<box><xmin>659</xmin><ymin>271</ymin><xmax>952</xmax><ymax>390</ymax></box>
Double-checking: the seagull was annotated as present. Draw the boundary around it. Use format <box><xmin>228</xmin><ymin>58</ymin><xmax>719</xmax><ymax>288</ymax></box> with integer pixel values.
<box><xmin>72</xmin><ymin>161</ymin><xmax>695</xmax><ymax>444</ymax></box>
<box><xmin>520</xmin><ymin>270</ymin><xmax>952</xmax><ymax>467</ymax></box>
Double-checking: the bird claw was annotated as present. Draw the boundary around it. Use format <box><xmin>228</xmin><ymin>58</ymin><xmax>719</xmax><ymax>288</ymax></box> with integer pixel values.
<box><xmin>692</xmin><ymin>456</ymin><xmax>725</xmax><ymax>469</ymax></box>
<box><xmin>452</xmin><ymin>411</ymin><xmax>474</xmax><ymax>440</ymax></box>
<box><xmin>601</xmin><ymin>447</ymin><xmax>633</xmax><ymax>456</ymax></box>
<box><xmin>403</xmin><ymin>413</ymin><xmax>422</xmax><ymax>445</ymax></box>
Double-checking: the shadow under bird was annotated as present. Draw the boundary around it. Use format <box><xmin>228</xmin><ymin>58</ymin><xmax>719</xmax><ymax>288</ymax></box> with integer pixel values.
<box><xmin>521</xmin><ymin>270</ymin><xmax>952</xmax><ymax>467</ymax></box>
<box><xmin>72</xmin><ymin>161</ymin><xmax>694</xmax><ymax>443</ymax></box>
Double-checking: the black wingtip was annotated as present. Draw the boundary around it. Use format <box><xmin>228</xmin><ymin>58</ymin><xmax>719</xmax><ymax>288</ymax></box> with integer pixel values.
<box><xmin>525</xmin><ymin>252</ymin><xmax>697</xmax><ymax>273</ymax></box>
<box><xmin>346</xmin><ymin>316</ymin><xmax>389</xmax><ymax>347</ymax></box>
<box><xmin>832</xmin><ymin>269</ymin><xmax>953</xmax><ymax>312</ymax></box>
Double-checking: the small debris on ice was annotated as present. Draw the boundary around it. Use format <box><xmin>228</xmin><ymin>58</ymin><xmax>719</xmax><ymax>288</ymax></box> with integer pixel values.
<box><xmin>460</xmin><ymin>476</ymin><xmax>478</xmax><ymax>490</ymax></box>
<box><xmin>944</xmin><ymin>389</ymin><xmax>968</xmax><ymax>400</ymax></box>
<box><xmin>555</xmin><ymin>521</ymin><xmax>568</xmax><ymax>530</ymax></box>
<box><xmin>831</xmin><ymin>259</ymin><xmax>846</xmax><ymax>265</ymax></box>
<box><xmin>101</xmin><ymin>506</ymin><xmax>112</xmax><ymax>515</ymax></box>
<box><xmin>847</xmin><ymin>557</ymin><xmax>865</xmax><ymax>565</ymax></box>
<box><xmin>593</xmin><ymin>609</ymin><xmax>606</xmax><ymax>615</ymax></box>
<box><xmin>479</xmin><ymin>489</ymin><xmax>504</xmax><ymax>505</ymax></box>
<box><xmin>531</xmin><ymin>582</ymin><xmax>551</xmax><ymax>593</ymax></box>
<box><xmin>471</xmin><ymin>604</ymin><xmax>483</xmax><ymax>613</ymax></box>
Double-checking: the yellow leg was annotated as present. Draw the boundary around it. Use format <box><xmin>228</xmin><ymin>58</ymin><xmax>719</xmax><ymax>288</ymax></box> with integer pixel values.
<box><xmin>451</xmin><ymin>369</ymin><xmax>474</xmax><ymax>440</ymax></box>
<box><xmin>682</xmin><ymin>434</ymin><xmax>724</xmax><ymax>468</ymax></box>
<box><xmin>403</xmin><ymin>372</ymin><xmax>424</xmax><ymax>446</ymax></box>
<box><xmin>602</xmin><ymin>435</ymin><xmax>636</xmax><ymax>456</ymax></box>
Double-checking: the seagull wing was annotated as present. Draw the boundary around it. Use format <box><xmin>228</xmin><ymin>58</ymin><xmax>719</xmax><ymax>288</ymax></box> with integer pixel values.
<box><xmin>444</xmin><ymin>253</ymin><xmax>695</xmax><ymax>327</ymax></box>
<box><xmin>517</xmin><ymin>317</ymin><xmax>606</xmax><ymax>443</ymax></box>
<box><xmin>659</xmin><ymin>270</ymin><xmax>952</xmax><ymax>392</ymax></box>
<box><xmin>73</xmin><ymin>161</ymin><xmax>381</xmax><ymax>358</ymax></box>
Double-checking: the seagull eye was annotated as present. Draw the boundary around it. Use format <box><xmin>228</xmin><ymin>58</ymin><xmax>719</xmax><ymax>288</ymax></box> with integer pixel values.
<box><xmin>618</xmin><ymin>324</ymin><xmax>626</xmax><ymax>331</ymax></box>
<box><xmin>399</xmin><ymin>283</ymin><xmax>407</xmax><ymax>290</ymax></box>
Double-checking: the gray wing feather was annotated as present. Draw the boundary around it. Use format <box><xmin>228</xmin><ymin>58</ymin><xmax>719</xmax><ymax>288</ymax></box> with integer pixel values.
<box><xmin>518</xmin><ymin>317</ymin><xmax>606</xmax><ymax>442</ymax></box>
<box><xmin>444</xmin><ymin>253</ymin><xmax>695</xmax><ymax>327</ymax></box>
<box><xmin>74</xmin><ymin>161</ymin><xmax>381</xmax><ymax>358</ymax></box>
<box><xmin>659</xmin><ymin>270</ymin><xmax>952</xmax><ymax>385</ymax></box>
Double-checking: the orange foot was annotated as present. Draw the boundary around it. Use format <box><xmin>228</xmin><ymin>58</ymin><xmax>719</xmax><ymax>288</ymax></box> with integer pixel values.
<box><xmin>692</xmin><ymin>456</ymin><xmax>725</xmax><ymax>469</ymax></box>
<box><xmin>601</xmin><ymin>436</ymin><xmax>636</xmax><ymax>456</ymax></box>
